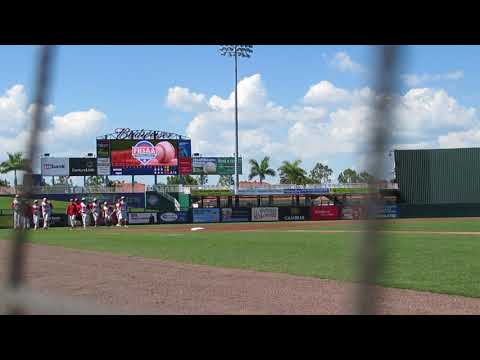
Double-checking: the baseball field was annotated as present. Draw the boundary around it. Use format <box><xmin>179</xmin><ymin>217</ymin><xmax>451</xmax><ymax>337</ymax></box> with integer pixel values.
<box><xmin>2</xmin><ymin>217</ymin><xmax>480</xmax><ymax>314</ymax></box>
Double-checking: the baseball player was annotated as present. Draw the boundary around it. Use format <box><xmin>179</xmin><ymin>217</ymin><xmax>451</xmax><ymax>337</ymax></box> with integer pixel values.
<box><xmin>11</xmin><ymin>194</ymin><xmax>20</xmax><ymax>230</ymax></box>
<box><xmin>91</xmin><ymin>198</ymin><xmax>100</xmax><ymax>227</ymax></box>
<box><xmin>80</xmin><ymin>198</ymin><xmax>88</xmax><ymax>229</ymax></box>
<box><xmin>41</xmin><ymin>197</ymin><xmax>52</xmax><ymax>229</ymax></box>
<box><xmin>32</xmin><ymin>200</ymin><xmax>41</xmax><ymax>230</ymax></box>
<box><xmin>74</xmin><ymin>198</ymin><xmax>81</xmax><ymax>225</ymax></box>
<box><xmin>115</xmin><ymin>198</ymin><xmax>121</xmax><ymax>227</ymax></box>
<box><xmin>102</xmin><ymin>201</ymin><xmax>112</xmax><ymax>226</ymax></box>
<box><xmin>23</xmin><ymin>200</ymin><xmax>32</xmax><ymax>230</ymax></box>
<box><xmin>66</xmin><ymin>199</ymin><xmax>77</xmax><ymax>229</ymax></box>
<box><xmin>116</xmin><ymin>196</ymin><xmax>128</xmax><ymax>228</ymax></box>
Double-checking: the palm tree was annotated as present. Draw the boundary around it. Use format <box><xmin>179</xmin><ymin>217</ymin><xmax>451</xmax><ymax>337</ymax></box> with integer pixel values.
<box><xmin>277</xmin><ymin>160</ymin><xmax>308</xmax><ymax>185</ymax></box>
<box><xmin>0</xmin><ymin>152</ymin><xmax>27</xmax><ymax>188</ymax></box>
<box><xmin>248</xmin><ymin>156</ymin><xmax>276</xmax><ymax>183</ymax></box>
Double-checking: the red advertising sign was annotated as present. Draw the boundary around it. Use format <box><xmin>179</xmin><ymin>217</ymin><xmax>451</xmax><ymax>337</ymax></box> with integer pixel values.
<box><xmin>179</xmin><ymin>158</ymin><xmax>192</xmax><ymax>175</ymax></box>
<box><xmin>310</xmin><ymin>205</ymin><xmax>340</xmax><ymax>220</ymax></box>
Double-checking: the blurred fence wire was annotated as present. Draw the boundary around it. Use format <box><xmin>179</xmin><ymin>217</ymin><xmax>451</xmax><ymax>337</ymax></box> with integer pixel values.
<box><xmin>5</xmin><ymin>46</ymin><xmax>56</xmax><ymax>315</ymax></box>
<box><xmin>355</xmin><ymin>45</ymin><xmax>402</xmax><ymax>314</ymax></box>
<box><xmin>1</xmin><ymin>45</ymin><xmax>403</xmax><ymax>315</ymax></box>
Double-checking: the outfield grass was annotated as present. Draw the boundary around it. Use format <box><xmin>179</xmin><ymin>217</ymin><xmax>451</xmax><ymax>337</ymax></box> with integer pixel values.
<box><xmin>1</xmin><ymin>218</ymin><xmax>480</xmax><ymax>298</ymax></box>
<box><xmin>271</xmin><ymin>218</ymin><xmax>480</xmax><ymax>233</ymax></box>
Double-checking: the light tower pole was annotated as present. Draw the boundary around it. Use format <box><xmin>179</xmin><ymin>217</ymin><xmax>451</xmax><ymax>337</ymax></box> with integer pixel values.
<box><xmin>219</xmin><ymin>45</ymin><xmax>253</xmax><ymax>195</ymax></box>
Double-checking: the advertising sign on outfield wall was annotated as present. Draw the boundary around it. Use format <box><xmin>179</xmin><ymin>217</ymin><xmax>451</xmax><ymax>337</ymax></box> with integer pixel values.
<box><xmin>40</xmin><ymin>157</ymin><xmax>70</xmax><ymax>176</ymax></box>
<box><xmin>40</xmin><ymin>214</ymin><xmax>68</xmax><ymax>228</ymax></box>
<box><xmin>378</xmin><ymin>204</ymin><xmax>399</xmax><ymax>218</ymax></box>
<box><xmin>251</xmin><ymin>207</ymin><xmax>279</xmax><ymax>222</ymax></box>
<box><xmin>221</xmin><ymin>208</ymin><xmax>250</xmax><ymax>222</ymax></box>
<box><xmin>192</xmin><ymin>208</ymin><xmax>220</xmax><ymax>223</ymax></box>
<box><xmin>158</xmin><ymin>211</ymin><xmax>190</xmax><ymax>224</ymax></box>
<box><xmin>342</xmin><ymin>206</ymin><xmax>365</xmax><ymax>220</ymax></box>
<box><xmin>310</xmin><ymin>205</ymin><xmax>340</xmax><ymax>220</ymax></box>
<box><xmin>128</xmin><ymin>212</ymin><xmax>157</xmax><ymax>224</ymax></box>
<box><xmin>278</xmin><ymin>207</ymin><xmax>309</xmax><ymax>221</ymax></box>
<box><xmin>342</xmin><ymin>205</ymin><xmax>399</xmax><ymax>219</ymax></box>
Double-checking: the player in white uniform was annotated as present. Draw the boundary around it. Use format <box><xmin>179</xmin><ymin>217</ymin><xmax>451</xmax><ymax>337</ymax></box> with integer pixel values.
<box><xmin>91</xmin><ymin>198</ymin><xmax>100</xmax><ymax>227</ymax></box>
<box><xmin>116</xmin><ymin>196</ymin><xmax>128</xmax><ymax>227</ymax></box>
<box><xmin>115</xmin><ymin>199</ymin><xmax>122</xmax><ymax>227</ymax></box>
<box><xmin>12</xmin><ymin>195</ymin><xmax>20</xmax><ymax>230</ymax></box>
<box><xmin>41</xmin><ymin>197</ymin><xmax>52</xmax><ymax>229</ymax></box>
<box><xmin>80</xmin><ymin>198</ymin><xmax>88</xmax><ymax>229</ymax></box>
<box><xmin>32</xmin><ymin>200</ymin><xmax>41</xmax><ymax>230</ymax></box>
<box><xmin>103</xmin><ymin>201</ymin><xmax>112</xmax><ymax>226</ymax></box>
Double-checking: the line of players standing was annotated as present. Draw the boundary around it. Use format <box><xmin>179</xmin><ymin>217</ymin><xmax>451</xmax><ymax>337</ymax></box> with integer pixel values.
<box><xmin>11</xmin><ymin>195</ymin><xmax>53</xmax><ymax>231</ymax></box>
<box><xmin>11</xmin><ymin>195</ymin><xmax>128</xmax><ymax>230</ymax></box>
<box><xmin>66</xmin><ymin>196</ymin><xmax>128</xmax><ymax>229</ymax></box>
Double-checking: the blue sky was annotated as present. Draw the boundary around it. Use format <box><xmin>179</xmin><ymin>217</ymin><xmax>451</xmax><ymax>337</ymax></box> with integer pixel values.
<box><xmin>1</xmin><ymin>45</ymin><xmax>479</xmax><ymax>185</ymax></box>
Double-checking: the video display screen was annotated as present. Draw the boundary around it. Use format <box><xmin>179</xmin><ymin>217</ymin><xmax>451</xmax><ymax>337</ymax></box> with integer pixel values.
<box><xmin>106</xmin><ymin>139</ymin><xmax>191</xmax><ymax>175</ymax></box>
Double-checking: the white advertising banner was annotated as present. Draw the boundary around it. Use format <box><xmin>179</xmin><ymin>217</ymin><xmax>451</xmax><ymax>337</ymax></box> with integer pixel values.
<box><xmin>128</xmin><ymin>212</ymin><xmax>157</xmax><ymax>224</ymax></box>
<box><xmin>97</xmin><ymin>158</ymin><xmax>111</xmax><ymax>176</ymax></box>
<box><xmin>251</xmin><ymin>207</ymin><xmax>279</xmax><ymax>222</ymax></box>
<box><xmin>40</xmin><ymin>157</ymin><xmax>69</xmax><ymax>176</ymax></box>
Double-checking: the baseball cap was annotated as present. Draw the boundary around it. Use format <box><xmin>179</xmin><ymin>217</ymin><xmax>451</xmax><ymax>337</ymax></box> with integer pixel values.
<box><xmin>121</xmin><ymin>196</ymin><xmax>125</xmax><ymax>199</ymax></box>
<box><xmin>34</xmin><ymin>200</ymin><xmax>38</xmax><ymax>203</ymax></box>
<box><xmin>93</xmin><ymin>198</ymin><xmax>97</xmax><ymax>201</ymax></box>
<box><xmin>81</xmin><ymin>197</ymin><xmax>86</xmax><ymax>201</ymax></box>
<box><xmin>15</xmin><ymin>194</ymin><xmax>19</xmax><ymax>198</ymax></box>
<box><xmin>43</xmin><ymin>197</ymin><xmax>47</xmax><ymax>201</ymax></box>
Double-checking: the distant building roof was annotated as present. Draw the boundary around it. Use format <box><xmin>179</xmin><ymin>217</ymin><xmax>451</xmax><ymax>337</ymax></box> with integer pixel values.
<box><xmin>238</xmin><ymin>180</ymin><xmax>272</xmax><ymax>189</ymax></box>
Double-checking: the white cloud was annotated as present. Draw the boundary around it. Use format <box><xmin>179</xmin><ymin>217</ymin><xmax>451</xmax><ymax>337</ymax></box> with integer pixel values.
<box><xmin>402</xmin><ymin>71</ymin><xmax>464</xmax><ymax>87</ymax></box>
<box><xmin>329</xmin><ymin>52</ymin><xmax>365</xmax><ymax>73</ymax></box>
<box><xmin>208</xmin><ymin>73</ymin><xmax>267</xmax><ymax>111</ymax></box>
<box><xmin>166</xmin><ymin>86</ymin><xmax>207</xmax><ymax>112</ymax></box>
<box><xmin>0</xmin><ymin>84</ymin><xmax>107</xmax><ymax>177</ymax></box>
<box><xmin>438</xmin><ymin>129</ymin><xmax>480</xmax><ymax>148</ymax></box>
<box><xmin>175</xmin><ymin>74</ymin><xmax>480</xmax><ymax>182</ymax></box>
<box><xmin>303</xmin><ymin>81</ymin><xmax>350</xmax><ymax>105</ymax></box>
<box><xmin>0</xmin><ymin>84</ymin><xmax>28</xmax><ymax>135</ymax></box>
<box><xmin>393</xmin><ymin>88</ymin><xmax>476</xmax><ymax>137</ymax></box>
<box><xmin>48</xmin><ymin>109</ymin><xmax>106</xmax><ymax>139</ymax></box>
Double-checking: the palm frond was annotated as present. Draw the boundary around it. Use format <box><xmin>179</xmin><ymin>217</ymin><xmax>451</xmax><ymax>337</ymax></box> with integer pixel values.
<box><xmin>265</xmin><ymin>169</ymin><xmax>276</xmax><ymax>177</ymax></box>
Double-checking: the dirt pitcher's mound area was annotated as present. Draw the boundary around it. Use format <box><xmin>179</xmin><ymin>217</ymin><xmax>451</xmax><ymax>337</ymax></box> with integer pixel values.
<box><xmin>1</xmin><ymin>241</ymin><xmax>480</xmax><ymax>314</ymax></box>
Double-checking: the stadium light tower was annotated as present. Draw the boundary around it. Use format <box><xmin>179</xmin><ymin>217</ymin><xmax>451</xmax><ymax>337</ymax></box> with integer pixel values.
<box><xmin>219</xmin><ymin>45</ymin><xmax>254</xmax><ymax>195</ymax></box>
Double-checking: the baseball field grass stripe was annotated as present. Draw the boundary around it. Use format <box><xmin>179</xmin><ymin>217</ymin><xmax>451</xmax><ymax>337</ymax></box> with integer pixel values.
<box><xmin>2</xmin><ymin>220</ymin><xmax>480</xmax><ymax>298</ymax></box>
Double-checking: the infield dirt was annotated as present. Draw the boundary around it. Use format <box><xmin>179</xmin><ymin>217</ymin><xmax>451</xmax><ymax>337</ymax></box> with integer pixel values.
<box><xmin>1</xmin><ymin>240</ymin><xmax>480</xmax><ymax>314</ymax></box>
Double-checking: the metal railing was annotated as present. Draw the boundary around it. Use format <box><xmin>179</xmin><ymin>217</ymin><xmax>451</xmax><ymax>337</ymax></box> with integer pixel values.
<box><xmin>7</xmin><ymin>182</ymin><xmax>398</xmax><ymax>196</ymax></box>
